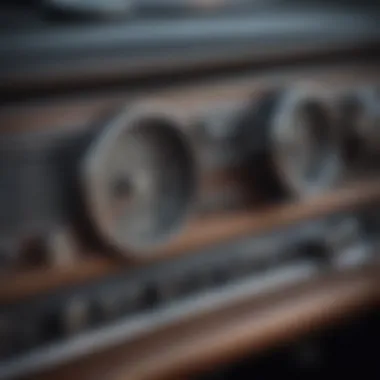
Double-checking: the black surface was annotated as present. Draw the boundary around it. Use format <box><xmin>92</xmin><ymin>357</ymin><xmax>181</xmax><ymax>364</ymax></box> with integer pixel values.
<box><xmin>197</xmin><ymin>308</ymin><xmax>380</xmax><ymax>378</ymax></box>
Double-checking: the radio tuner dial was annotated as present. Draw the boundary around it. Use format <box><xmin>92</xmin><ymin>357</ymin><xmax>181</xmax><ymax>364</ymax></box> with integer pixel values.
<box><xmin>241</xmin><ymin>87</ymin><xmax>344</xmax><ymax>197</ymax></box>
<box><xmin>80</xmin><ymin>105</ymin><xmax>197</xmax><ymax>258</ymax></box>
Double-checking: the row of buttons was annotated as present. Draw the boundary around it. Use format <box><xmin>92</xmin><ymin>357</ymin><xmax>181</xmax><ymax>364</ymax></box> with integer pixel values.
<box><xmin>0</xmin><ymin>215</ymin><xmax>371</xmax><ymax>361</ymax></box>
<box><xmin>0</xmin><ymin>243</ymin><xmax>292</xmax><ymax>359</ymax></box>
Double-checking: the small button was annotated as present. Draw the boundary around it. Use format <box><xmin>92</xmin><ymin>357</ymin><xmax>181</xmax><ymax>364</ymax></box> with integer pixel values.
<box><xmin>141</xmin><ymin>284</ymin><xmax>160</xmax><ymax>310</ymax></box>
<box><xmin>210</xmin><ymin>265</ymin><xmax>231</xmax><ymax>286</ymax></box>
<box><xmin>119</xmin><ymin>286</ymin><xmax>147</xmax><ymax>315</ymax></box>
<box><xmin>157</xmin><ymin>277</ymin><xmax>182</xmax><ymax>302</ymax></box>
<box><xmin>88</xmin><ymin>287</ymin><xmax>145</xmax><ymax>326</ymax></box>
<box><xmin>295</xmin><ymin>241</ymin><xmax>330</xmax><ymax>266</ymax></box>
<box><xmin>61</xmin><ymin>297</ymin><xmax>90</xmax><ymax>336</ymax></box>
<box><xmin>92</xmin><ymin>291</ymin><xmax>126</xmax><ymax>323</ymax></box>
<box><xmin>179</xmin><ymin>270</ymin><xmax>213</xmax><ymax>296</ymax></box>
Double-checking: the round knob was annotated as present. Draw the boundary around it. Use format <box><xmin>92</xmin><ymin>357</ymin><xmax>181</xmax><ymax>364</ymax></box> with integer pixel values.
<box><xmin>80</xmin><ymin>105</ymin><xmax>197</xmax><ymax>258</ymax></box>
<box><xmin>241</xmin><ymin>87</ymin><xmax>344</xmax><ymax>197</ymax></box>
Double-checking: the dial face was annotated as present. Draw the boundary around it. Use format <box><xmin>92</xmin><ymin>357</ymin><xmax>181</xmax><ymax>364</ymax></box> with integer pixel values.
<box><xmin>271</xmin><ymin>89</ymin><xmax>343</xmax><ymax>197</ymax></box>
<box><xmin>81</xmin><ymin>108</ymin><xmax>197</xmax><ymax>256</ymax></box>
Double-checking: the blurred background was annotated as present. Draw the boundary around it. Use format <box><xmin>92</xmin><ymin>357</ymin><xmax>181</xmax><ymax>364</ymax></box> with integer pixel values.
<box><xmin>0</xmin><ymin>1</ymin><xmax>380</xmax><ymax>379</ymax></box>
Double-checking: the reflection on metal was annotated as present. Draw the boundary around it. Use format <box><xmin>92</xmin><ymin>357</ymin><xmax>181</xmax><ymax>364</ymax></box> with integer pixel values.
<box><xmin>63</xmin><ymin>298</ymin><xmax>90</xmax><ymax>336</ymax></box>
<box><xmin>324</xmin><ymin>217</ymin><xmax>372</xmax><ymax>269</ymax></box>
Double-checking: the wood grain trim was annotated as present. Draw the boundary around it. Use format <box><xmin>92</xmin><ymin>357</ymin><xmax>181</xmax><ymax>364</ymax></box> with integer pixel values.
<box><xmin>1</xmin><ymin>63</ymin><xmax>379</xmax><ymax>133</ymax></box>
<box><xmin>1</xmin><ymin>179</ymin><xmax>380</xmax><ymax>304</ymax></box>
<box><xmin>152</xmin><ymin>178</ymin><xmax>380</xmax><ymax>258</ymax></box>
<box><xmin>0</xmin><ymin>258</ymin><xmax>119</xmax><ymax>304</ymax></box>
<box><xmin>30</xmin><ymin>265</ymin><xmax>380</xmax><ymax>380</ymax></box>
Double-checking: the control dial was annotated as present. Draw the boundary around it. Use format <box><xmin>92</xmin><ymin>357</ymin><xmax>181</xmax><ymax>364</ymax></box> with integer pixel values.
<box><xmin>242</xmin><ymin>87</ymin><xmax>344</xmax><ymax>197</ymax></box>
<box><xmin>81</xmin><ymin>105</ymin><xmax>197</xmax><ymax>257</ymax></box>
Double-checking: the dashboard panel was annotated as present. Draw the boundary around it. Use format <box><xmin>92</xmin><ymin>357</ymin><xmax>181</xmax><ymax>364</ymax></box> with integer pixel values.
<box><xmin>1</xmin><ymin>2</ymin><xmax>380</xmax><ymax>379</ymax></box>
